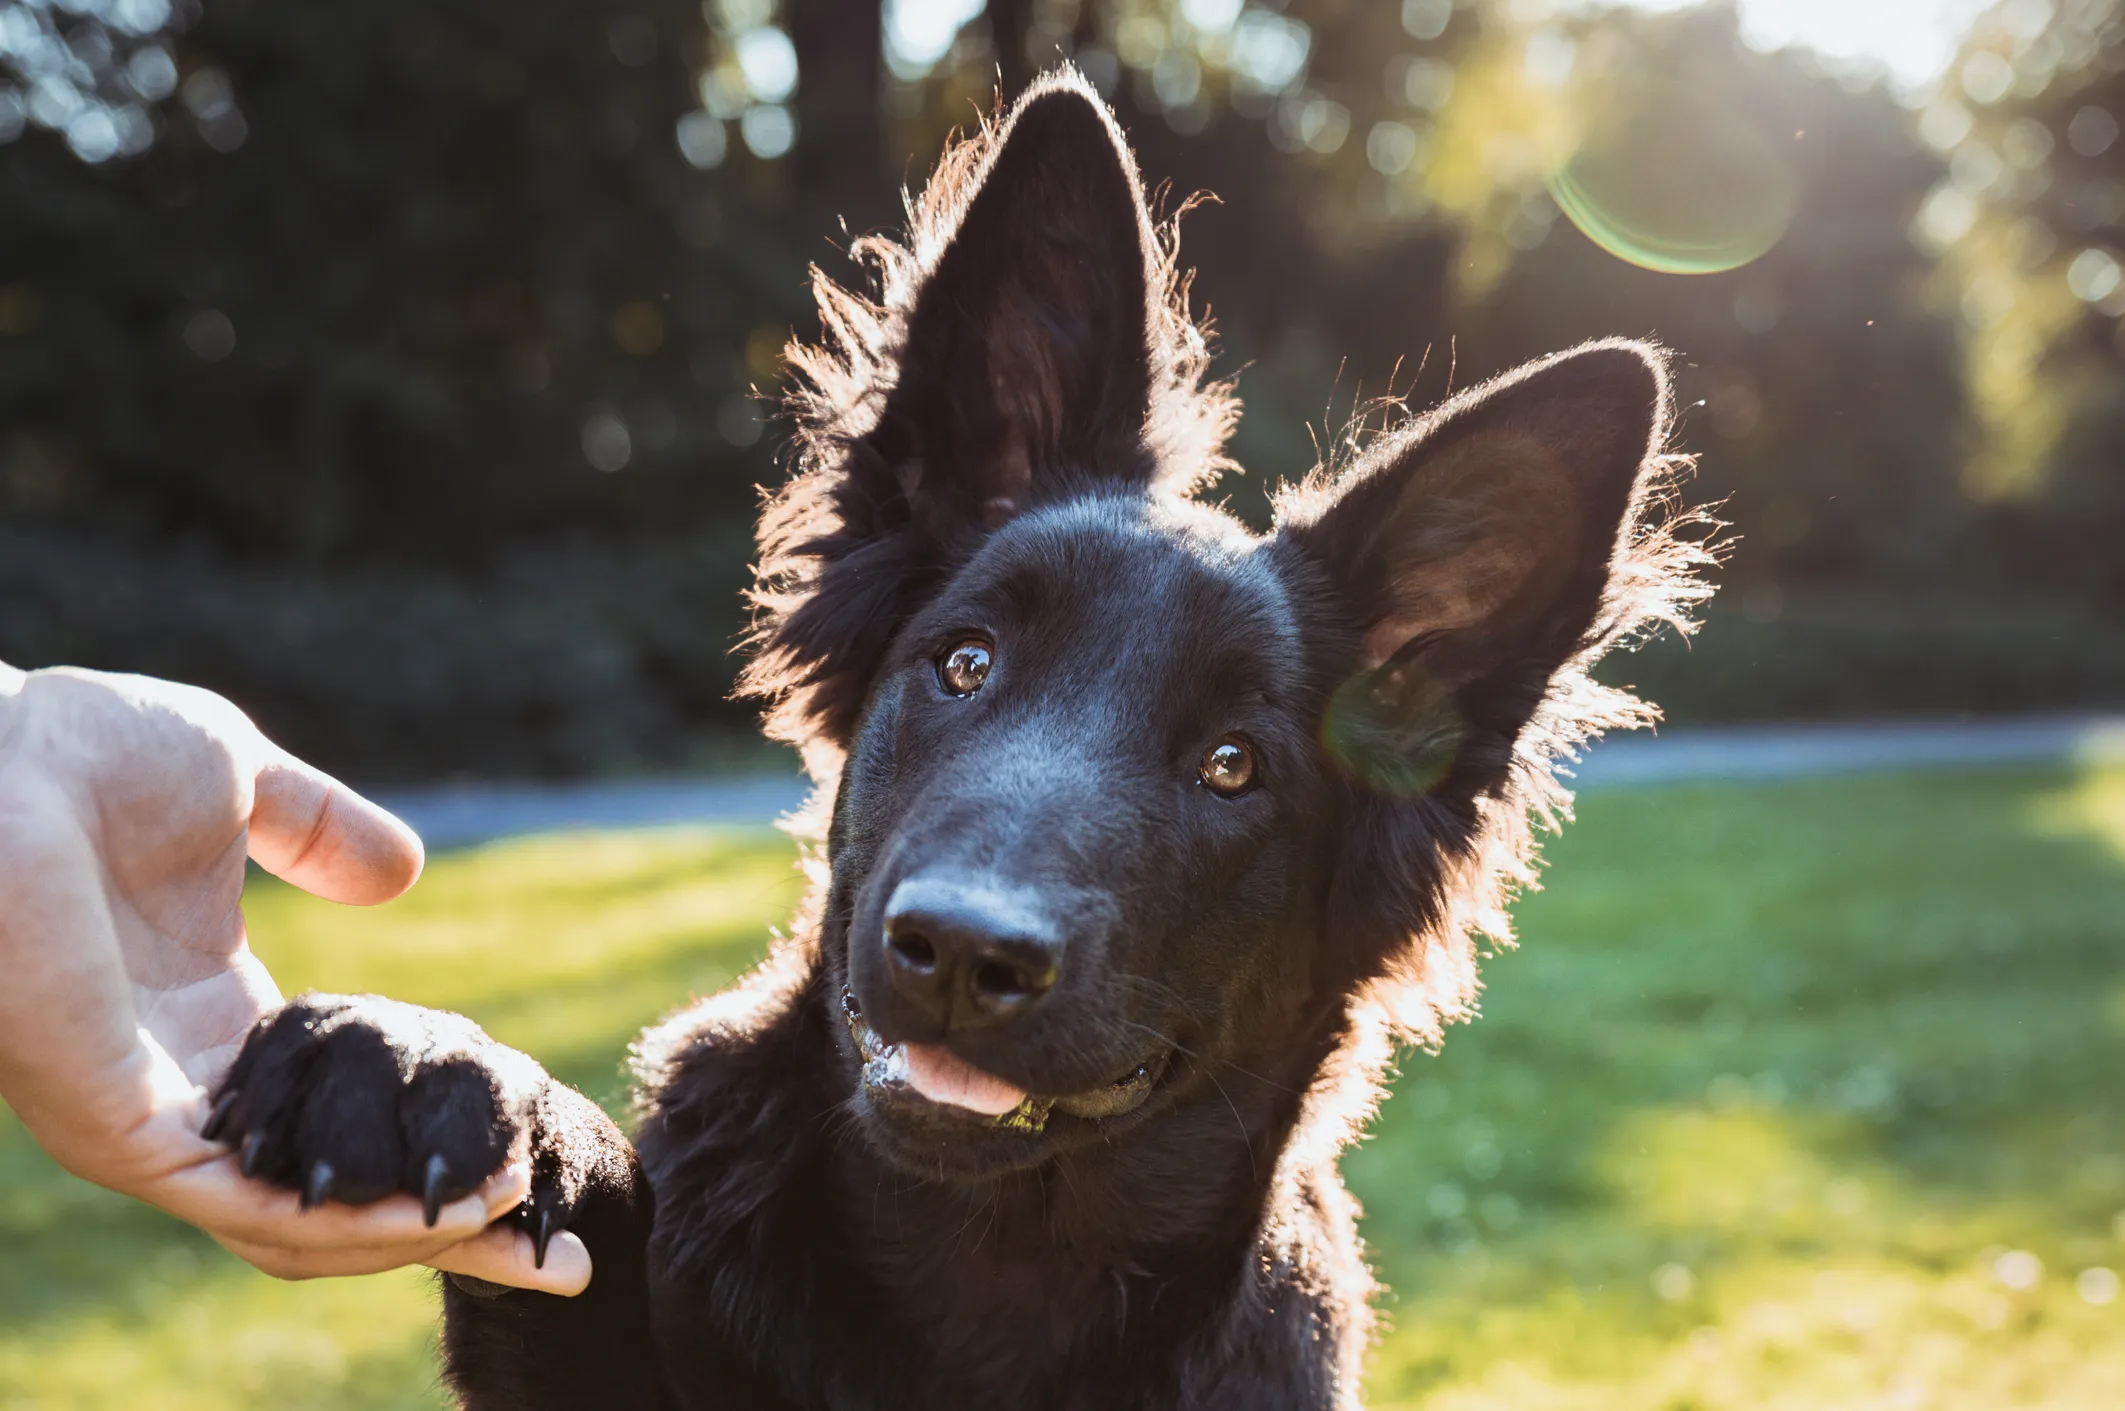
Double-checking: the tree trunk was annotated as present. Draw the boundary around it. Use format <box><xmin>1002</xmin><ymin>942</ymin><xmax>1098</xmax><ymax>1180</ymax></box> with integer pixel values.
<box><xmin>988</xmin><ymin>0</ymin><xmax>1036</xmax><ymax>101</ymax></box>
<box><xmin>788</xmin><ymin>0</ymin><xmax>890</xmax><ymax>234</ymax></box>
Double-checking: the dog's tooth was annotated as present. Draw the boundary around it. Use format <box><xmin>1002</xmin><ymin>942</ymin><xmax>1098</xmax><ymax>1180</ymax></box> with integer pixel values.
<box><xmin>994</xmin><ymin>1096</ymin><xmax>1054</xmax><ymax>1135</ymax></box>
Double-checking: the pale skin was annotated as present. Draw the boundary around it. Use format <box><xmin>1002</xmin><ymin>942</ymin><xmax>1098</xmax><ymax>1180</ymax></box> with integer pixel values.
<box><xmin>0</xmin><ymin>662</ymin><xmax>591</xmax><ymax>1293</ymax></box>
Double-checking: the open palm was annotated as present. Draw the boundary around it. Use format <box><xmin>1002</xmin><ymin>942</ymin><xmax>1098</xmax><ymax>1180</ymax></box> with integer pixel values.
<box><xmin>0</xmin><ymin>665</ymin><xmax>588</xmax><ymax>1290</ymax></box>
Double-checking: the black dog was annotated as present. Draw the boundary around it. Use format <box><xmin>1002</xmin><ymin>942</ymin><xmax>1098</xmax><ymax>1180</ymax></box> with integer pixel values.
<box><xmin>205</xmin><ymin>72</ymin><xmax>1711</xmax><ymax>1409</ymax></box>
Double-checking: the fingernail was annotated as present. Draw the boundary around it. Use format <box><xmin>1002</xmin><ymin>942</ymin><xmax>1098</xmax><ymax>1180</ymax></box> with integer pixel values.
<box><xmin>530</xmin><ymin>1231</ymin><xmax>592</xmax><ymax>1297</ymax></box>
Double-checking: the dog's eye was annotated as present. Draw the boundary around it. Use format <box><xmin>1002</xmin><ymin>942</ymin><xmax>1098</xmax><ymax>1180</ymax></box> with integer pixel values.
<box><xmin>938</xmin><ymin>639</ymin><xmax>993</xmax><ymax>697</ymax></box>
<box><xmin>1198</xmin><ymin>737</ymin><xmax>1256</xmax><ymax>797</ymax></box>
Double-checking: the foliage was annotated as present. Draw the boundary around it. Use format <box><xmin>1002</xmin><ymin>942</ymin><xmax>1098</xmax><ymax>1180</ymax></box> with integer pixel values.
<box><xmin>1916</xmin><ymin>0</ymin><xmax>2125</xmax><ymax>603</ymax></box>
<box><xmin>1</xmin><ymin>1</ymin><xmax>2122</xmax><ymax>777</ymax></box>
<box><xmin>3</xmin><ymin>764</ymin><xmax>2123</xmax><ymax>1406</ymax></box>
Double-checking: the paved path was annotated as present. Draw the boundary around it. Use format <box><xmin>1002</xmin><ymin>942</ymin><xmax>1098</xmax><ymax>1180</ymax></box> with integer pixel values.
<box><xmin>370</xmin><ymin>715</ymin><xmax>2125</xmax><ymax>850</ymax></box>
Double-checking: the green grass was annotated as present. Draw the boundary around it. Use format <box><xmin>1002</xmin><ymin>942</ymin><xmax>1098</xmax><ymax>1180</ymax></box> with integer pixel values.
<box><xmin>4</xmin><ymin>767</ymin><xmax>2123</xmax><ymax>1409</ymax></box>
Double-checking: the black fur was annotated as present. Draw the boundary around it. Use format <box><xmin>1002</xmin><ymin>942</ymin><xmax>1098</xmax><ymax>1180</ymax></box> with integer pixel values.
<box><xmin>208</xmin><ymin>72</ymin><xmax>1713</xmax><ymax>1409</ymax></box>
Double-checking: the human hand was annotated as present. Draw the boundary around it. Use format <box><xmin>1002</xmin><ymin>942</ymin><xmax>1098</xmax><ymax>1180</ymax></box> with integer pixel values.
<box><xmin>0</xmin><ymin>664</ymin><xmax>591</xmax><ymax>1293</ymax></box>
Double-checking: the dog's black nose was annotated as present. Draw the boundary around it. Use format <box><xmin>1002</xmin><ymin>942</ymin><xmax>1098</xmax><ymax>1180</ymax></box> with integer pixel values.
<box><xmin>881</xmin><ymin>877</ymin><xmax>1062</xmax><ymax>1030</ymax></box>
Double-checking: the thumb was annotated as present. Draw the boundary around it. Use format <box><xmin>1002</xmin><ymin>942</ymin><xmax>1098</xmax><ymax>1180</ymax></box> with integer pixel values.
<box><xmin>248</xmin><ymin>753</ymin><xmax>425</xmax><ymax>905</ymax></box>
<box><xmin>427</xmin><ymin>1225</ymin><xmax>593</xmax><ymax>1297</ymax></box>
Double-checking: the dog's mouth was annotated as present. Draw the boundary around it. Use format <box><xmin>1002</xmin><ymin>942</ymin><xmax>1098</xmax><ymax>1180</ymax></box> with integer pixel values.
<box><xmin>841</xmin><ymin>991</ymin><xmax>1166</xmax><ymax>1135</ymax></box>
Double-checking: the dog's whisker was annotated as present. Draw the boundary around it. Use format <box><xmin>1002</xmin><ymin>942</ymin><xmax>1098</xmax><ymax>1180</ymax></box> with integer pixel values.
<box><xmin>1202</xmin><ymin>1070</ymin><xmax>1259</xmax><ymax>1188</ymax></box>
<box><xmin>1211</xmin><ymin>1056</ymin><xmax>1305</xmax><ymax>1098</ymax></box>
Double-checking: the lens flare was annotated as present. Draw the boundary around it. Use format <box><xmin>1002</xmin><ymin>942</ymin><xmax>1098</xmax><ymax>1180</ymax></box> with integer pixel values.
<box><xmin>1547</xmin><ymin>82</ymin><xmax>1796</xmax><ymax>275</ymax></box>
<box><xmin>1321</xmin><ymin>661</ymin><xmax>1464</xmax><ymax>798</ymax></box>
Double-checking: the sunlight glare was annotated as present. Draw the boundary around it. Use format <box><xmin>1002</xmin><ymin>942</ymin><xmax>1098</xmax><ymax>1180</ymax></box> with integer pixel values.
<box><xmin>1622</xmin><ymin>0</ymin><xmax>1987</xmax><ymax>91</ymax></box>
<box><xmin>1742</xmin><ymin>0</ymin><xmax>1986</xmax><ymax>89</ymax></box>
<box><xmin>885</xmin><ymin>0</ymin><xmax>987</xmax><ymax>78</ymax></box>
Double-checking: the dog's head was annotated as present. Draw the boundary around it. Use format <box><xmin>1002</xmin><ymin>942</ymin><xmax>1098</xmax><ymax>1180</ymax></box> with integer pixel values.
<box><xmin>744</xmin><ymin>73</ymin><xmax>1711</xmax><ymax>1180</ymax></box>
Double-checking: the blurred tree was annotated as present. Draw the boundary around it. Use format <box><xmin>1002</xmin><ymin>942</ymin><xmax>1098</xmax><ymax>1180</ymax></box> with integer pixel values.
<box><xmin>0</xmin><ymin>0</ymin><xmax>816</xmax><ymax>773</ymax></box>
<box><xmin>987</xmin><ymin>0</ymin><xmax>1038</xmax><ymax>99</ymax></box>
<box><xmin>788</xmin><ymin>0</ymin><xmax>891</xmax><ymax>231</ymax></box>
<box><xmin>0</xmin><ymin>0</ymin><xmax>806</xmax><ymax>563</ymax></box>
<box><xmin>0</xmin><ymin>0</ymin><xmax>198</xmax><ymax>163</ymax></box>
<box><xmin>1917</xmin><ymin>0</ymin><xmax>2125</xmax><ymax>604</ymax></box>
<box><xmin>1</xmin><ymin>0</ymin><xmax>2121</xmax><ymax>778</ymax></box>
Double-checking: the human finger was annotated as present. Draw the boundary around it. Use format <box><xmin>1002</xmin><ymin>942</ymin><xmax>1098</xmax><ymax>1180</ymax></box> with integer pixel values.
<box><xmin>156</xmin><ymin>1153</ymin><xmax>528</xmax><ymax>1252</ymax></box>
<box><xmin>426</xmin><ymin>1225</ymin><xmax>593</xmax><ymax>1297</ymax></box>
<box><xmin>248</xmin><ymin>754</ymin><xmax>424</xmax><ymax>905</ymax></box>
<box><xmin>213</xmin><ymin>1223</ymin><xmax>497</xmax><ymax>1281</ymax></box>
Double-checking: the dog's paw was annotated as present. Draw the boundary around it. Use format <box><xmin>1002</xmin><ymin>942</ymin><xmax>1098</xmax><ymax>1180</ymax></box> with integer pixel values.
<box><xmin>205</xmin><ymin>994</ymin><xmax>571</xmax><ymax>1260</ymax></box>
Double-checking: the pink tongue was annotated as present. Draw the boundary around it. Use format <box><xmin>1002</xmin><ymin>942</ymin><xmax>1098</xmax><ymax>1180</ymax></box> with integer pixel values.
<box><xmin>901</xmin><ymin>1042</ymin><xmax>1028</xmax><ymax>1116</ymax></box>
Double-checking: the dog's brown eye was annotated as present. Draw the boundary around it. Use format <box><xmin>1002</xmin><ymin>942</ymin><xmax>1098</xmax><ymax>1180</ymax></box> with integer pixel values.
<box><xmin>1199</xmin><ymin>738</ymin><xmax>1256</xmax><ymax>796</ymax></box>
<box><xmin>938</xmin><ymin>639</ymin><xmax>992</xmax><ymax>696</ymax></box>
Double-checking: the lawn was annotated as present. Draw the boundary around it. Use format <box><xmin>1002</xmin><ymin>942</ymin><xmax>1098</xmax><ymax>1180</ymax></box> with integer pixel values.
<box><xmin>3</xmin><ymin>765</ymin><xmax>2122</xmax><ymax>1409</ymax></box>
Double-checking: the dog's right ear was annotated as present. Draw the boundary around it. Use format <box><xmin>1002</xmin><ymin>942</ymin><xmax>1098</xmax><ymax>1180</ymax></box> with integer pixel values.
<box><xmin>749</xmin><ymin>73</ymin><xmax>1165</xmax><ymax>754</ymax></box>
<box><xmin>1283</xmin><ymin>340</ymin><xmax>1707</xmax><ymax>1045</ymax></box>
<box><xmin>1282</xmin><ymin>340</ymin><xmax>1674</xmax><ymax>798</ymax></box>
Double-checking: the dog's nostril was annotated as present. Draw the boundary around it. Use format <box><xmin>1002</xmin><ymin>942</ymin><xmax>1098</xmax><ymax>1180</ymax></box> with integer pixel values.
<box><xmin>972</xmin><ymin>959</ymin><xmax>1035</xmax><ymax>999</ymax></box>
<box><xmin>968</xmin><ymin>953</ymin><xmax>1057</xmax><ymax>1012</ymax></box>
<box><xmin>887</xmin><ymin>930</ymin><xmax>938</xmax><ymax>972</ymax></box>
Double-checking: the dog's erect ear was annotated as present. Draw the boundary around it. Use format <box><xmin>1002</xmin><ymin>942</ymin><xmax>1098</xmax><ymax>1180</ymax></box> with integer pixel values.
<box><xmin>864</xmin><ymin>79</ymin><xmax>1158</xmax><ymax>534</ymax></box>
<box><xmin>747</xmin><ymin>75</ymin><xmax>1182</xmax><ymax>760</ymax></box>
<box><xmin>1282</xmin><ymin>340</ymin><xmax>1672</xmax><ymax>797</ymax></box>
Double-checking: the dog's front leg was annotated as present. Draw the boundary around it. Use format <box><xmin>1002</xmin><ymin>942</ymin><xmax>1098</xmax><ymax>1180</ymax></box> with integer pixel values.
<box><xmin>437</xmin><ymin>1075</ymin><xmax>671</xmax><ymax>1411</ymax></box>
<box><xmin>208</xmin><ymin>994</ymin><xmax>674</xmax><ymax>1410</ymax></box>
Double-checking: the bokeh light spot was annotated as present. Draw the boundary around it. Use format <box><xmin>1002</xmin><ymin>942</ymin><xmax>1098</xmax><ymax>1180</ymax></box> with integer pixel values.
<box><xmin>675</xmin><ymin>110</ymin><xmax>727</xmax><ymax>170</ymax></box>
<box><xmin>740</xmin><ymin>103</ymin><xmax>794</xmax><ymax>160</ymax></box>
<box><xmin>2067</xmin><ymin>248</ymin><xmax>2123</xmax><ymax>304</ymax></box>
<box><xmin>607</xmin><ymin>14</ymin><xmax>657</xmax><ymax>68</ymax></box>
<box><xmin>716</xmin><ymin>395</ymin><xmax>764</xmax><ymax>448</ymax></box>
<box><xmin>182</xmin><ymin>308</ymin><xmax>235</xmax><ymax>362</ymax></box>
<box><xmin>1992</xmin><ymin>1248</ymin><xmax>2042</xmax><ymax>1289</ymax></box>
<box><xmin>580</xmin><ymin>411</ymin><xmax>631</xmax><ymax>473</ymax></box>
<box><xmin>2080</xmin><ymin>1266</ymin><xmax>2120</xmax><ymax>1305</ymax></box>
<box><xmin>611</xmin><ymin>301</ymin><xmax>665</xmax><ymax>357</ymax></box>
<box><xmin>2068</xmin><ymin>105</ymin><xmax>2119</xmax><ymax>159</ymax></box>
<box><xmin>1547</xmin><ymin>83</ymin><xmax>1796</xmax><ymax>276</ymax></box>
<box><xmin>734</xmin><ymin>25</ymin><xmax>797</xmax><ymax>104</ymax></box>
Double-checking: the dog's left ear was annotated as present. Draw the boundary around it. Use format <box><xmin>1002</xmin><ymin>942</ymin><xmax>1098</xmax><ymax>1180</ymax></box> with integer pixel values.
<box><xmin>1281</xmin><ymin>340</ymin><xmax>1672</xmax><ymax>796</ymax></box>
<box><xmin>865</xmin><ymin>77</ymin><xmax>1159</xmax><ymax>536</ymax></box>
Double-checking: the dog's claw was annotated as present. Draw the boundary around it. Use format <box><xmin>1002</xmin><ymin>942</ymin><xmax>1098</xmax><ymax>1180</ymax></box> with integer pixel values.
<box><xmin>200</xmin><ymin>1089</ymin><xmax>239</xmax><ymax>1142</ymax></box>
<box><xmin>532</xmin><ymin>1203</ymin><xmax>555</xmax><ymax>1270</ymax></box>
<box><xmin>239</xmin><ymin>1129</ymin><xmax>267</xmax><ymax>1178</ymax></box>
<box><xmin>301</xmin><ymin>1160</ymin><xmax>334</xmax><ymax>1211</ymax></box>
<box><xmin>422</xmin><ymin>1152</ymin><xmax>451</xmax><ymax>1228</ymax></box>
